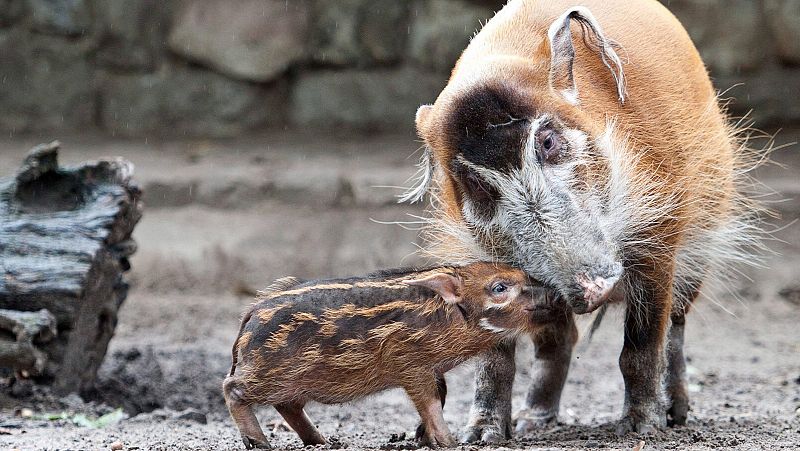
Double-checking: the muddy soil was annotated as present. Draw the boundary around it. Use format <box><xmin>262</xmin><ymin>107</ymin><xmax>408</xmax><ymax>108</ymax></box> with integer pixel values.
<box><xmin>0</xmin><ymin>132</ymin><xmax>798</xmax><ymax>451</ymax></box>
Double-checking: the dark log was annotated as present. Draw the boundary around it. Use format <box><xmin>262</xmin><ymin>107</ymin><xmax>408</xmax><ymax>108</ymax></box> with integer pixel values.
<box><xmin>0</xmin><ymin>141</ymin><xmax>142</xmax><ymax>394</ymax></box>
<box><xmin>0</xmin><ymin>308</ymin><xmax>57</xmax><ymax>376</ymax></box>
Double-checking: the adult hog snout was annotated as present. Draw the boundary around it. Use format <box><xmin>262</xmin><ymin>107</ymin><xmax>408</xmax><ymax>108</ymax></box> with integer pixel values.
<box><xmin>511</xmin><ymin>206</ymin><xmax>624</xmax><ymax>314</ymax></box>
<box><xmin>572</xmin><ymin>264</ymin><xmax>622</xmax><ymax>313</ymax></box>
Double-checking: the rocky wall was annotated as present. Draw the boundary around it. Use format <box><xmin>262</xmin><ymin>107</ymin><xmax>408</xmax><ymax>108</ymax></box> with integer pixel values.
<box><xmin>0</xmin><ymin>0</ymin><xmax>797</xmax><ymax>137</ymax></box>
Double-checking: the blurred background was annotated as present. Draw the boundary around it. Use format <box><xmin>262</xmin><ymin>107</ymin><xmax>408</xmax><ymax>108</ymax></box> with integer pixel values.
<box><xmin>0</xmin><ymin>0</ymin><xmax>798</xmax><ymax>136</ymax></box>
<box><xmin>0</xmin><ymin>1</ymin><xmax>798</xmax><ymax>450</ymax></box>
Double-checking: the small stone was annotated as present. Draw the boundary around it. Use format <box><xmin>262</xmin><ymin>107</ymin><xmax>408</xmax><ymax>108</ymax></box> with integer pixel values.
<box><xmin>110</xmin><ymin>441</ymin><xmax>124</xmax><ymax>450</ymax></box>
<box><xmin>60</xmin><ymin>393</ymin><xmax>85</xmax><ymax>410</ymax></box>
<box><xmin>388</xmin><ymin>432</ymin><xmax>406</xmax><ymax>443</ymax></box>
<box><xmin>175</xmin><ymin>409</ymin><xmax>207</xmax><ymax>424</ymax></box>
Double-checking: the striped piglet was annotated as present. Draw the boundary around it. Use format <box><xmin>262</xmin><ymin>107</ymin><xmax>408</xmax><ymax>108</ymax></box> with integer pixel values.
<box><xmin>223</xmin><ymin>262</ymin><xmax>555</xmax><ymax>448</ymax></box>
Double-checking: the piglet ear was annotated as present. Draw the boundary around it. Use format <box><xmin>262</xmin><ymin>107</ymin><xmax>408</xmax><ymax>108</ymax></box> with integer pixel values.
<box><xmin>403</xmin><ymin>273</ymin><xmax>462</xmax><ymax>304</ymax></box>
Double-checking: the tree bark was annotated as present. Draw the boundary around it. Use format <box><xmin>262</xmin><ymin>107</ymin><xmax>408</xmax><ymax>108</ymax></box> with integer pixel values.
<box><xmin>0</xmin><ymin>141</ymin><xmax>142</xmax><ymax>395</ymax></box>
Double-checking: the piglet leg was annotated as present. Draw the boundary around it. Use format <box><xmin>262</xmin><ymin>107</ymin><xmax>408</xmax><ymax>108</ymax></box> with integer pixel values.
<box><xmin>415</xmin><ymin>374</ymin><xmax>448</xmax><ymax>440</ymax></box>
<box><xmin>223</xmin><ymin>378</ymin><xmax>271</xmax><ymax>449</ymax></box>
<box><xmin>274</xmin><ymin>402</ymin><xmax>327</xmax><ymax>446</ymax></box>
<box><xmin>406</xmin><ymin>376</ymin><xmax>456</xmax><ymax>447</ymax></box>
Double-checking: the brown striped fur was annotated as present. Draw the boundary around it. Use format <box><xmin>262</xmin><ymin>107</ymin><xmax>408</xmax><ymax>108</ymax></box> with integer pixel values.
<box><xmin>223</xmin><ymin>262</ymin><xmax>552</xmax><ymax>449</ymax></box>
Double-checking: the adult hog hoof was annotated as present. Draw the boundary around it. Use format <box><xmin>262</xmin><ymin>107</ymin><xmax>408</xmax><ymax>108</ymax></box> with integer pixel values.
<box><xmin>460</xmin><ymin>420</ymin><xmax>508</xmax><ymax>444</ymax></box>
<box><xmin>241</xmin><ymin>435</ymin><xmax>271</xmax><ymax>449</ymax></box>
<box><xmin>514</xmin><ymin>408</ymin><xmax>557</xmax><ymax>435</ymax></box>
<box><xmin>667</xmin><ymin>398</ymin><xmax>689</xmax><ymax>427</ymax></box>
<box><xmin>615</xmin><ymin>416</ymin><xmax>661</xmax><ymax>436</ymax></box>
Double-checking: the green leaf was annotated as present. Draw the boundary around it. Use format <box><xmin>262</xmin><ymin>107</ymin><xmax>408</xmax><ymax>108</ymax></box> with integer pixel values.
<box><xmin>32</xmin><ymin>412</ymin><xmax>69</xmax><ymax>421</ymax></box>
<box><xmin>31</xmin><ymin>408</ymin><xmax>127</xmax><ymax>428</ymax></box>
<box><xmin>93</xmin><ymin>408</ymin><xmax>127</xmax><ymax>428</ymax></box>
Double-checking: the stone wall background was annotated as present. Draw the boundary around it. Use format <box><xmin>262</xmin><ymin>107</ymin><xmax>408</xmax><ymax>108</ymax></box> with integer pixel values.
<box><xmin>0</xmin><ymin>0</ymin><xmax>798</xmax><ymax>137</ymax></box>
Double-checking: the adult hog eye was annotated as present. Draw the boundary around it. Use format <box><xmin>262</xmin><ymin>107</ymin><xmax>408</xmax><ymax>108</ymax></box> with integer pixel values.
<box><xmin>543</xmin><ymin>135</ymin><xmax>554</xmax><ymax>151</ymax></box>
<box><xmin>538</xmin><ymin>130</ymin><xmax>561</xmax><ymax>163</ymax></box>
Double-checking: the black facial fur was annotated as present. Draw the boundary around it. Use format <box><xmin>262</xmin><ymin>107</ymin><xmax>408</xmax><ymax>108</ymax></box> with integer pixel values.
<box><xmin>444</xmin><ymin>84</ymin><xmax>535</xmax><ymax>173</ymax></box>
<box><xmin>443</xmin><ymin>84</ymin><xmax>535</xmax><ymax>220</ymax></box>
<box><xmin>451</xmin><ymin>158</ymin><xmax>499</xmax><ymax>221</ymax></box>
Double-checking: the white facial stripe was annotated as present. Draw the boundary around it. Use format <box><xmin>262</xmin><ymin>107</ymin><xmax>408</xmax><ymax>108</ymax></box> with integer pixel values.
<box><xmin>522</xmin><ymin>115</ymin><xmax>550</xmax><ymax>169</ymax></box>
<box><xmin>484</xmin><ymin>299</ymin><xmax>512</xmax><ymax>310</ymax></box>
<box><xmin>479</xmin><ymin>317</ymin><xmax>507</xmax><ymax>334</ymax></box>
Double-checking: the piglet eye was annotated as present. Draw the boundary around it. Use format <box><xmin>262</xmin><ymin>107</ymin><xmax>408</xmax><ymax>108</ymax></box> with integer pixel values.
<box><xmin>491</xmin><ymin>282</ymin><xmax>508</xmax><ymax>294</ymax></box>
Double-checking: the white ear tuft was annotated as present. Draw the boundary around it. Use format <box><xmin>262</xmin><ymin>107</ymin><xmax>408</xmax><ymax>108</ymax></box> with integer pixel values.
<box><xmin>547</xmin><ymin>6</ymin><xmax>628</xmax><ymax>105</ymax></box>
<box><xmin>398</xmin><ymin>145</ymin><xmax>434</xmax><ymax>204</ymax></box>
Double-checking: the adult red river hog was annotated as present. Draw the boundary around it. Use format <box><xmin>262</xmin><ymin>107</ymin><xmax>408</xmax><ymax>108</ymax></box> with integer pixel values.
<box><xmin>402</xmin><ymin>0</ymin><xmax>766</xmax><ymax>439</ymax></box>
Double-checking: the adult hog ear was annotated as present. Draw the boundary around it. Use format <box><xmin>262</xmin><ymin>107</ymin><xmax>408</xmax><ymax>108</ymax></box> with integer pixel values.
<box><xmin>547</xmin><ymin>7</ymin><xmax>627</xmax><ymax>105</ymax></box>
<box><xmin>403</xmin><ymin>273</ymin><xmax>462</xmax><ymax>304</ymax></box>
<box><xmin>415</xmin><ymin>104</ymin><xmax>433</xmax><ymax>136</ymax></box>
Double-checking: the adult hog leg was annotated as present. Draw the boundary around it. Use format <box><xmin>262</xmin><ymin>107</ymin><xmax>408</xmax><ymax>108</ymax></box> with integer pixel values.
<box><xmin>666</xmin><ymin>278</ymin><xmax>702</xmax><ymax>426</ymax></box>
<box><xmin>462</xmin><ymin>340</ymin><xmax>515</xmax><ymax>443</ymax></box>
<box><xmin>666</xmin><ymin>310</ymin><xmax>688</xmax><ymax>426</ymax></box>
<box><xmin>223</xmin><ymin>378</ymin><xmax>271</xmax><ymax>449</ymax></box>
<box><xmin>416</xmin><ymin>374</ymin><xmax>448</xmax><ymax>440</ymax></box>
<box><xmin>406</xmin><ymin>373</ymin><xmax>456</xmax><ymax>447</ymax></box>
<box><xmin>617</xmin><ymin>265</ymin><xmax>673</xmax><ymax>435</ymax></box>
<box><xmin>273</xmin><ymin>402</ymin><xmax>327</xmax><ymax>446</ymax></box>
<box><xmin>515</xmin><ymin>313</ymin><xmax>578</xmax><ymax>434</ymax></box>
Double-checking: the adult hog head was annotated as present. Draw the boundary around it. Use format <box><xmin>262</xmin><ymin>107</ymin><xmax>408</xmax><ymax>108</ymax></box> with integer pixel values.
<box><xmin>406</xmin><ymin>8</ymin><xmax>629</xmax><ymax>314</ymax></box>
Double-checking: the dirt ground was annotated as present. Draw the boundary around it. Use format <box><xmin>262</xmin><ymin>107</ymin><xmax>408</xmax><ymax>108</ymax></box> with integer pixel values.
<box><xmin>0</xmin><ymin>131</ymin><xmax>798</xmax><ymax>451</ymax></box>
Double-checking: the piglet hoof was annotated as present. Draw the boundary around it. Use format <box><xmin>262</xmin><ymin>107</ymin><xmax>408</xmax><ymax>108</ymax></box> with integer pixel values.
<box><xmin>424</xmin><ymin>433</ymin><xmax>457</xmax><ymax>448</ymax></box>
<box><xmin>414</xmin><ymin>423</ymin><xmax>426</xmax><ymax>441</ymax></box>
<box><xmin>514</xmin><ymin>408</ymin><xmax>557</xmax><ymax>435</ymax></box>
<box><xmin>417</xmin><ymin>430</ymin><xmax>456</xmax><ymax>448</ymax></box>
<box><xmin>241</xmin><ymin>435</ymin><xmax>271</xmax><ymax>450</ymax></box>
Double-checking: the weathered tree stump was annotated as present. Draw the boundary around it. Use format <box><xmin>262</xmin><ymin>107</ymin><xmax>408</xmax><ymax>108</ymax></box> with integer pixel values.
<box><xmin>0</xmin><ymin>141</ymin><xmax>142</xmax><ymax>395</ymax></box>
